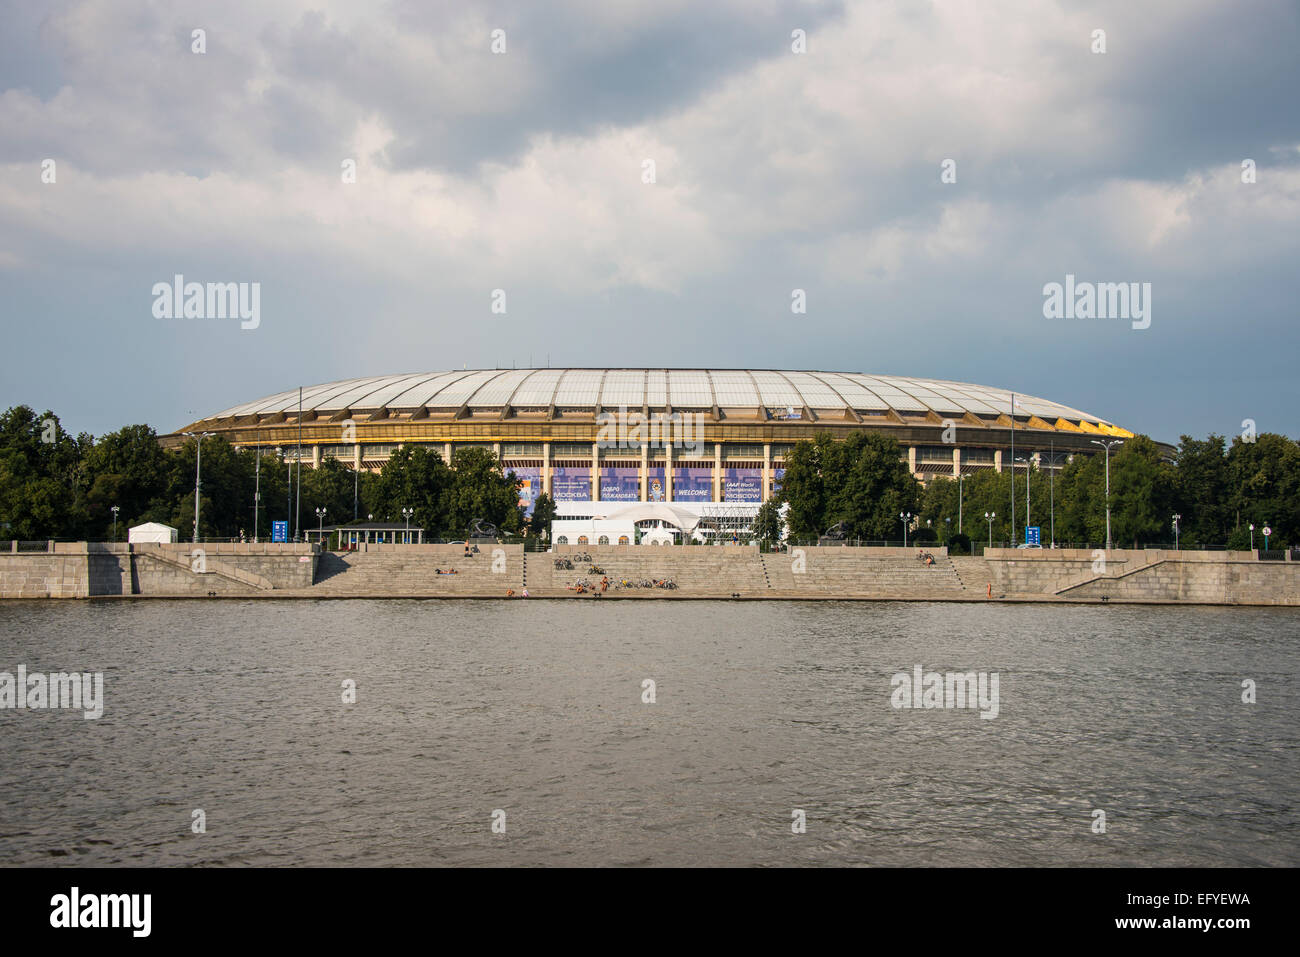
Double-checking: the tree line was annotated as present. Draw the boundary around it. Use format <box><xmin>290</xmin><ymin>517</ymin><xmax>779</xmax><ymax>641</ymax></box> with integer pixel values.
<box><xmin>0</xmin><ymin>405</ymin><xmax>554</xmax><ymax>542</ymax></box>
<box><xmin>758</xmin><ymin>430</ymin><xmax>1298</xmax><ymax>550</ymax></box>
<box><xmin>3</xmin><ymin>402</ymin><xmax>1294</xmax><ymax>549</ymax></box>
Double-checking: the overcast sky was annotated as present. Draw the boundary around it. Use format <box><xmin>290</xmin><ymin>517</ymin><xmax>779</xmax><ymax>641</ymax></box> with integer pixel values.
<box><xmin>2</xmin><ymin>0</ymin><xmax>1297</xmax><ymax>443</ymax></box>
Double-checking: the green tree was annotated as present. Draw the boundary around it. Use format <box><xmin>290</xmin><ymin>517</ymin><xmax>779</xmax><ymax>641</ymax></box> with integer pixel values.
<box><xmin>367</xmin><ymin>445</ymin><xmax>452</xmax><ymax>535</ymax></box>
<box><xmin>824</xmin><ymin>432</ymin><xmax>921</xmax><ymax>540</ymax></box>
<box><xmin>300</xmin><ymin>457</ymin><xmax>360</xmax><ymax>532</ymax></box>
<box><xmin>751</xmin><ymin>499</ymin><xmax>783</xmax><ymax>545</ymax></box>
<box><xmin>1109</xmin><ymin>435</ymin><xmax>1175</xmax><ymax>547</ymax></box>
<box><xmin>777</xmin><ymin>433</ymin><xmax>836</xmax><ymax>539</ymax></box>
<box><xmin>165</xmin><ymin>436</ymin><xmax>255</xmax><ymax>540</ymax></box>
<box><xmin>528</xmin><ymin>492</ymin><xmax>557</xmax><ymax>541</ymax></box>
<box><xmin>0</xmin><ymin>406</ymin><xmax>88</xmax><ymax>539</ymax></box>
<box><xmin>1171</xmin><ymin>434</ymin><xmax>1229</xmax><ymax>546</ymax></box>
<box><xmin>81</xmin><ymin>424</ymin><xmax>177</xmax><ymax>538</ymax></box>
<box><xmin>442</xmin><ymin>447</ymin><xmax>521</xmax><ymax>537</ymax></box>
<box><xmin>1225</xmin><ymin>433</ymin><xmax>1300</xmax><ymax>548</ymax></box>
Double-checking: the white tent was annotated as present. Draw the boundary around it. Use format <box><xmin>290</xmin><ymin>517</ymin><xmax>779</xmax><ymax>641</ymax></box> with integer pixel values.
<box><xmin>594</xmin><ymin>503</ymin><xmax>702</xmax><ymax>532</ymax></box>
<box><xmin>128</xmin><ymin>522</ymin><xmax>178</xmax><ymax>544</ymax></box>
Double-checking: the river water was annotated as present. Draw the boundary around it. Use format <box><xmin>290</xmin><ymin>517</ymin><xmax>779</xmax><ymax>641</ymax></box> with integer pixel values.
<box><xmin>0</xmin><ymin>599</ymin><xmax>1296</xmax><ymax>866</ymax></box>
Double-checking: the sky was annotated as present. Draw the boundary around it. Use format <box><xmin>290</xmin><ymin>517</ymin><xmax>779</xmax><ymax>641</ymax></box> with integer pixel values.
<box><xmin>1</xmin><ymin>0</ymin><xmax>1297</xmax><ymax>444</ymax></box>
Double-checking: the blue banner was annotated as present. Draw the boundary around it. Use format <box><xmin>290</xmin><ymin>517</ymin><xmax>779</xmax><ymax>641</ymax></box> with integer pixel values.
<box><xmin>723</xmin><ymin>468</ymin><xmax>762</xmax><ymax>502</ymax></box>
<box><xmin>599</xmin><ymin>466</ymin><xmax>640</xmax><ymax>501</ymax></box>
<box><xmin>552</xmin><ymin>466</ymin><xmax>592</xmax><ymax>501</ymax></box>
<box><xmin>672</xmin><ymin>466</ymin><xmax>713</xmax><ymax>501</ymax></box>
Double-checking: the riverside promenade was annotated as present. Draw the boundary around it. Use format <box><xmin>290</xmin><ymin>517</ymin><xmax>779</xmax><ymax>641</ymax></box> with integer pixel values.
<box><xmin>1</xmin><ymin>541</ymin><xmax>1297</xmax><ymax>605</ymax></box>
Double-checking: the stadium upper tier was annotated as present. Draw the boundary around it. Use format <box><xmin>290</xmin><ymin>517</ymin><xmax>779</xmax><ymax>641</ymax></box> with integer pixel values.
<box><xmin>194</xmin><ymin>369</ymin><xmax>1127</xmax><ymax>433</ymax></box>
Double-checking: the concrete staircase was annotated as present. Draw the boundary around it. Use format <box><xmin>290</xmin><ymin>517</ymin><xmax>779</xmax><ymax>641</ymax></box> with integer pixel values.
<box><xmin>949</xmin><ymin>556</ymin><xmax>997</xmax><ymax>595</ymax></box>
<box><xmin>295</xmin><ymin>545</ymin><xmax>994</xmax><ymax>600</ymax></box>
<box><xmin>534</xmin><ymin>546</ymin><xmax>766</xmax><ymax>597</ymax></box>
<box><xmin>307</xmin><ymin>549</ymin><xmax>523</xmax><ymax>597</ymax></box>
<box><xmin>762</xmin><ymin>548</ymin><xmax>967</xmax><ymax>597</ymax></box>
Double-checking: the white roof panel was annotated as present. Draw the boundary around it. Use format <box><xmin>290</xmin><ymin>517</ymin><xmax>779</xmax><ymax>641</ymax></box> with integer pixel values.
<box><xmin>510</xmin><ymin>369</ymin><xmax>565</xmax><ymax>406</ymax></box>
<box><xmin>667</xmin><ymin>370</ymin><xmax>713</xmax><ymax>407</ymax></box>
<box><xmin>202</xmin><ymin>370</ymin><xmax>1113</xmax><ymax>427</ymax></box>
<box><xmin>600</xmin><ymin>370</ymin><xmax>646</xmax><ymax>408</ymax></box>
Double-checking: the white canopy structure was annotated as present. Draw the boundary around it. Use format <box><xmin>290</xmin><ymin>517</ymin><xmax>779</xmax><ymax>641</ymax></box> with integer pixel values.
<box><xmin>128</xmin><ymin>522</ymin><xmax>178</xmax><ymax>543</ymax></box>
<box><xmin>592</xmin><ymin>503</ymin><xmax>702</xmax><ymax>532</ymax></box>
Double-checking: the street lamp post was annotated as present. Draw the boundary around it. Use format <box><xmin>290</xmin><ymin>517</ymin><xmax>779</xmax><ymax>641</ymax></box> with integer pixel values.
<box><xmin>1016</xmin><ymin>455</ymin><xmax>1032</xmax><ymax>540</ymax></box>
<box><xmin>111</xmin><ymin>505</ymin><xmax>119</xmax><ymax>542</ymax></box>
<box><xmin>985</xmin><ymin>511</ymin><xmax>996</xmax><ymax>548</ymax></box>
<box><xmin>900</xmin><ymin>511</ymin><xmax>912</xmax><ymax>548</ymax></box>
<box><xmin>276</xmin><ymin>447</ymin><xmax>290</xmax><ymax>536</ymax></box>
<box><xmin>315</xmin><ymin>507</ymin><xmax>327</xmax><ymax>544</ymax></box>
<box><xmin>1249</xmin><ymin>523</ymin><xmax>1255</xmax><ymax>551</ymax></box>
<box><xmin>958</xmin><ymin>470</ymin><xmax>963</xmax><ymax>534</ymax></box>
<box><xmin>254</xmin><ymin>432</ymin><xmax>261</xmax><ymax>543</ymax></box>
<box><xmin>402</xmin><ymin>507</ymin><xmax>414</xmax><ymax>544</ymax></box>
<box><xmin>181</xmin><ymin>431</ymin><xmax>212</xmax><ymax>543</ymax></box>
<box><xmin>1090</xmin><ymin>439</ymin><xmax>1124</xmax><ymax>551</ymax></box>
<box><xmin>1042</xmin><ymin>447</ymin><xmax>1068</xmax><ymax>548</ymax></box>
<box><xmin>1172</xmin><ymin>513</ymin><xmax>1181</xmax><ymax>550</ymax></box>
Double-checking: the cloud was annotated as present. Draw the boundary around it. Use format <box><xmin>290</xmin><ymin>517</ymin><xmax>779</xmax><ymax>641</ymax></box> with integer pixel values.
<box><xmin>0</xmin><ymin>0</ymin><xmax>1296</xmax><ymax>442</ymax></box>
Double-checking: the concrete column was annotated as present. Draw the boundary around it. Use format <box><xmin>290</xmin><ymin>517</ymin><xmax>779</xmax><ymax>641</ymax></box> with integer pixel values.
<box><xmin>542</xmin><ymin>442</ymin><xmax>552</xmax><ymax>496</ymax></box>
<box><xmin>994</xmin><ymin>449</ymin><xmax>1003</xmax><ymax>472</ymax></box>
<box><xmin>907</xmin><ymin>444</ymin><xmax>917</xmax><ymax>477</ymax></box>
<box><xmin>354</xmin><ymin>443</ymin><xmax>362</xmax><ymax>470</ymax></box>
<box><xmin>953</xmin><ymin>446</ymin><xmax>961</xmax><ymax>479</ymax></box>
<box><xmin>762</xmin><ymin>443</ymin><xmax>772</xmax><ymax>502</ymax></box>
<box><xmin>312</xmin><ymin>444</ymin><xmax>321</xmax><ymax>468</ymax></box>
<box><xmin>591</xmin><ymin>441</ymin><xmax>600</xmax><ymax>502</ymax></box>
<box><xmin>443</xmin><ymin>442</ymin><xmax>452</xmax><ymax>464</ymax></box>
<box><xmin>493</xmin><ymin>442</ymin><xmax>501</xmax><ymax>462</ymax></box>
<box><xmin>713</xmin><ymin>441</ymin><xmax>723</xmax><ymax>502</ymax></box>
<box><xmin>640</xmin><ymin>443</ymin><xmax>648</xmax><ymax>502</ymax></box>
<box><xmin>665</xmin><ymin>435</ymin><xmax>674</xmax><ymax>501</ymax></box>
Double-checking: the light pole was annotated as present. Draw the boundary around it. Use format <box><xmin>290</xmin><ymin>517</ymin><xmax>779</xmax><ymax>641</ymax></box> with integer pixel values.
<box><xmin>181</xmin><ymin>431</ymin><xmax>212</xmax><ymax>543</ymax></box>
<box><xmin>315</xmin><ymin>506</ymin><xmax>327</xmax><ymax>544</ymax></box>
<box><xmin>958</xmin><ymin>470</ymin><xmax>963</xmax><ymax>534</ymax></box>
<box><xmin>254</xmin><ymin>431</ymin><xmax>261</xmax><ymax>543</ymax></box>
<box><xmin>1042</xmin><ymin>446</ymin><xmax>1068</xmax><ymax>548</ymax></box>
<box><xmin>1090</xmin><ymin>439</ymin><xmax>1124</xmax><ymax>551</ymax></box>
<box><xmin>276</xmin><ymin>447</ymin><xmax>289</xmax><ymax>536</ymax></box>
<box><xmin>1172</xmin><ymin>513</ymin><xmax>1181</xmax><ymax>550</ymax></box>
<box><xmin>111</xmin><ymin>505</ymin><xmax>120</xmax><ymax>542</ymax></box>
<box><xmin>1016</xmin><ymin>454</ymin><xmax>1031</xmax><ymax>539</ymax></box>
<box><xmin>1009</xmin><ymin>393</ymin><xmax>1016</xmax><ymax>546</ymax></box>
<box><xmin>900</xmin><ymin>511</ymin><xmax>912</xmax><ymax>548</ymax></box>
<box><xmin>402</xmin><ymin>506</ymin><xmax>414</xmax><ymax>544</ymax></box>
<box><xmin>985</xmin><ymin>511</ymin><xmax>996</xmax><ymax>548</ymax></box>
<box><xmin>1249</xmin><ymin>523</ymin><xmax>1255</xmax><ymax>551</ymax></box>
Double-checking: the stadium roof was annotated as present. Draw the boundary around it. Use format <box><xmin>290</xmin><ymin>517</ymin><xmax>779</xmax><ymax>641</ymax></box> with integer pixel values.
<box><xmin>210</xmin><ymin>369</ymin><xmax>1117</xmax><ymax>426</ymax></box>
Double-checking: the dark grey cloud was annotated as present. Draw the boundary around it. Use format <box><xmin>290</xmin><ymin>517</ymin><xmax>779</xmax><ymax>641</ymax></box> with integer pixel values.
<box><xmin>0</xmin><ymin>0</ymin><xmax>1296</xmax><ymax>446</ymax></box>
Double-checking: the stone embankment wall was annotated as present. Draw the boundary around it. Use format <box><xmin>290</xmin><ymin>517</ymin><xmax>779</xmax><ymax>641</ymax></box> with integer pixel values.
<box><xmin>0</xmin><ymin>542</ymin><xmax>317</xmax><ymax>598</ymax></box>
<box><xmin>1</xmin><ymin>542</ymin><xmax>1296</xmax><ymax>604</ymax></box>
<box><xmin>982</xmin><ymin>548</ymin><xmax>1299</xmax><ymax>605</ymax></box>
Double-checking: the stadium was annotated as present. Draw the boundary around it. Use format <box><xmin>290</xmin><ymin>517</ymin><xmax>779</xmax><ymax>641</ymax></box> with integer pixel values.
<box><xmin>166</xmin><ymin>369</ymin><xmax>1134</xmax><ymax>536</ymax></box>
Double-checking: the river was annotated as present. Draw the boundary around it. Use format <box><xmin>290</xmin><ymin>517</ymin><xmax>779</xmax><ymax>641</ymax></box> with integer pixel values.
<box><xmin>1</xmin><ymin>599</ymin><xmax>1296</xmax><ymax>866</ymax></box>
